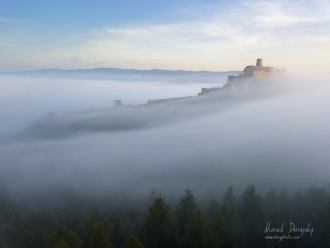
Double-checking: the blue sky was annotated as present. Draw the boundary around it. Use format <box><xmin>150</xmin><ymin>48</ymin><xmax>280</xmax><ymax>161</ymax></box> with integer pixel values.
<box><xmin>1</xmin><ymin>0</ymin><xmax>330</xmax><ymax>72</ymax></box>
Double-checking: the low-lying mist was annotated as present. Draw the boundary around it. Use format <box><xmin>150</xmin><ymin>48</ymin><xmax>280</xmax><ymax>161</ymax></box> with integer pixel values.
<box><xmin>0</xmin><ymin>73</ymin><xmax>330</xmax><ymax>207</ymax></box>
<box><xmin>0</xmin><ymin>76</ymin><xmax>221</xmax><ymax>135</ymax></box>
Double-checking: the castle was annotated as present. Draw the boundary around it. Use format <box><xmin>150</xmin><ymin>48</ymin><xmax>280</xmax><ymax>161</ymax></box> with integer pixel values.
<box><xmin>224</xmin><ymin>58</ymin><xmax>283</xmax><ymax>87</ymax></box>
<box><xmin>200</xmin><ymin>59</ymin><xmax>283</xmax><ymax>94</ymax></box>
<box><xmin>114</xmin><ymin>59</ymin><xmax>283</xmax><ymax>105</ymax></box>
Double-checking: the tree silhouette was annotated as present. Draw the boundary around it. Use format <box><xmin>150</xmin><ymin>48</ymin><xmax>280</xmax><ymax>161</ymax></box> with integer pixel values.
<box><xmin>183</xmin><ymin>208</ymin><xmax>216</xmax><ymax>248</ymax></box>
<box><xmin>88</xmin><ymin>222</ymin><xmax>112</xmax><ymax>248</ymax></box>
<box><xmin>28</xmin><ymin>225</ymin><xmax>48</xmax><ymax>248</ymax></box>
<box><xmin>122</xmin><ymin>235</ymin><xmax>144</xmax><ymax>248</ymax></box>
<box><xmin>211</xmin><ymin>203</ymin><xmax>237</xmax><ymax>247</ymax></box>
<box><xmin>223</xmin><ymin>185</ymin><xmax>236</xmax><ymax>211</ymax></box>
<box><xmin>140</xmin><ymin>193</ymin><xmax>177</xmax><ymax>248</ymax></box>
<box><xmin>66</xmin><ymin>230</ymin><xmax>83</xmax><ymax>248</ymax></box>
<box><xmin>54</xmin><ymin>237</ymin><xmax>69</xmax><ymax>248</ymax></box>
<box><xmin>83</xmin><ymin>210</ymin><xmax>97</xmax><ymax>246</ymax></box>
<box><xmin>52</xmin><ymin>224</ymin><xmax>68</xmax><ymax>246</ymax></box>
<box><xmin>311</xmin><ymin>198</ymin><xmax>330</xmax><ymax>248</ymax></box>
<box><xmin>175</xmin><ymin>188</ymin><xmax>197</xmax><ymax>237</ymax></box>
<box><xmin>239</xmin><ymin>185</ymin><xmax>265</xmax><ymax>247</ymax></box>
<box><xmin>109</xmin><ymin>216</ymin><xmax>126</xmax><ymax>248</ymax></box>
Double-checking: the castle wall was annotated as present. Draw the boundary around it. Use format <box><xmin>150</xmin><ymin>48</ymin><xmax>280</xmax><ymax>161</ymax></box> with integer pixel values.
<box><xmin>242</xmin><ymin>63</ymin><xmax>277</xmax><ymax>77</ymax></box>
<box><xmin>147</xmin><ymin>97</ymin><xmax>190</xmax><ymax>104</ymax></box>
<box><xmin>227</xmin><ymin>75</ymin><xmax>241</xmax><ymax>81</ymax></box>
<box><xmin>242</xmin><ymin>66</ymin><xmax>263</xmax><ymax>77</ymax></box>
<box><xmin>264</xmin><ymin>67</ymin><xmax>276</xmax><ymax>74</ymax></box>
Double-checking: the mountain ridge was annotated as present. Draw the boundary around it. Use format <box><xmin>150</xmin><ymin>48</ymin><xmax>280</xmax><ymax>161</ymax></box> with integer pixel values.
<box><xmin>1</xmin><ymin>67</ymin><xmax>240</xmax><ymax>75</ymax></box>
<box><xmin>1</xmin><ymin>68</ymin><xmax>240</xmax><ymax>84</ymax></box>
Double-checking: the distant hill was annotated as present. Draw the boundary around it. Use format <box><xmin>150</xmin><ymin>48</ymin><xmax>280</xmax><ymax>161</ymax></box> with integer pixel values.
<box><xmin>0</xmin><ymin>68</ymin><xmax>241</xmax><ymax>84</ymax></box>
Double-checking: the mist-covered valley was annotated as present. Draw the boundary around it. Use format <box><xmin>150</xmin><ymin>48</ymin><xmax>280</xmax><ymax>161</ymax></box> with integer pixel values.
<box><xmin>3</xmin><ymin>0</ymin><xmax>330</xmax><ymax>245</ymax></box>
<box><xmin>1</xmin><ymin>71</ymin><xmax>330</xmax><ymax>248</ymax></box>
<box><xmin>1</xmin><ymin>72</ymin><xmax>330</xmax><ymax>205</ymax></box>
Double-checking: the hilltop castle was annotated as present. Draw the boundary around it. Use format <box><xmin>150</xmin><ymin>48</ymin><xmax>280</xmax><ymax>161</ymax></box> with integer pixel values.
<box><xmin>115</xmin><ymin>59</ymin><xmax>283</xmax><ymax>105</ymax></box>
<box><xmin>200</xmin><ymin>59</ymin><xmax>283</xmax><ymax>94</ymax></box>
<box><xmin>224</xmin><ymin>58</ymin><xmax>283</xmax><ymax>87</ymax></box>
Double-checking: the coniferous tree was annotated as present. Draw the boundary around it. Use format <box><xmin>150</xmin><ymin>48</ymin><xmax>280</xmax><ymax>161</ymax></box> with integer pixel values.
<box><xmin>122</xmin><ymin>235</ymin><xmax>144</xmax><ymax>248</ymax></box>
<box><xmin>291</xmin><ymin>191</ymin><xmax>304</xmax><ymax>225</ymax></box>
<box><xmin>140</xmin><ymin>193</ymin><xmax>177</xmax><ymax>248</ymax></box>
<box><xmin>28</xmin><ymin>225</ymin><xmax>48</xmax><ymax>248</ymax></box>
<box><xmin>205</xmin><ymin>197</ymin><xmax>219</xmax><ymax>217</ymax></box>
<box><xmin>0</xmin><ymin>238</ymin><xmax>5</xmax><ymax>248</ymax></box>
<box><xmin>239</xmin><ymin>185</ymin><xmax>265</xmax><ymax>247</ymax></box>
<box><xmin>52</xmin><ymin>224</ymin><xmax>68</xmax><ymax>246</ymax></box>
<box><xmin>109</xmin><ymin>216</ymin><xmax>126</xmax><ymax>248</ymax></box>
<box><xmin>279</xmin><ymin>223</ymin><xmax>302</xmax><ymax>248</ymax></box>
<box><xmin>211</xmin><ymin>204</ymin><xmax>237</xmax><ymax>248</ymax></box>
<box><xmin>183</xmin><ymin>208</ymin><xmax>216</xmax><ymax>248</ymax></box>
<box><xmin>223</xmin><ymin>185</ymin><xmax>236</xmax><ymax>211</ymax></box>
<box><xmin>66</xmin><ymin>213</ymin><xmax>82</xmax><ymax>232</ymax></box>
<box><xmin>66</xmin><ymin>230</ymin><xmax>83</xmax><ymax>248</ymax></box>
<box><xmin>0</xmin><ymin>180</ymin><xmax>11</xmax><ymax>220</ymax></box>
<box><xmin>264</xmin><ymin>188</ymin><xmax>283</xmax><ymax>240</ymax></box>
<box><xmin>88</xmin><ymin>221</ymin><xmax>112</xmax><ymax>248</ymax></box>
<box><xmin>83</xmin><ymin>211</ymin><xmax>97</xmax><ymax>247</ymax></box>
<box><xmin>277</xmin><ymin>189</ymin><xmax>294</xmax><ymax>222</ymax></box>
<box><xmin>51</xmin><ymin>224</ymin><xmax>83</xmax><ymax>248</ymax></box>
<box><xmin>311</xmin><ymin>198</ymin><xmax>330</xmax><ymax>248</ymax></box>
<box><xmin>0</xmin><ymin>224</ymin><xmax>22</xmax><ymax>248</ymax></box>
<box><xmin>54</xmin><ymin>237</ymin><xmax>69</xmax><ymax>248</ymax></box>
<box><xmin>175</xmin><ymin>188</ymin><xmax>197</xmax><ymax>237</ymax></box>
<box><xmin>145</xmin><ymin>188</ymin><xmax>156</xmax><ymax>210</ymax></box>
<box><xmin>303</xmin><ymin>186</ymin><xmax>328</xmax><ymax>222</ymax></box>
<box><xmin>264</xmin><ymin>189</ymin><xmax>277</xmax><ymax>219</ymax></box>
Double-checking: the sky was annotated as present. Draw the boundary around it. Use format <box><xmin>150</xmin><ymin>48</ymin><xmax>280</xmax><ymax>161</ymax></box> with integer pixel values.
<box><xmin>1</xmin><ymin>0</ymin><xmax>330</xmax><ymax>72</ymax></box>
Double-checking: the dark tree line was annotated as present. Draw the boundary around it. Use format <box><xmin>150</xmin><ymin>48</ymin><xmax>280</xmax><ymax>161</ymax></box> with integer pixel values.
<box><xmin>0</xmin><ymin>184</ymin><xmax>329</xmax><ymax>248</ymax></box>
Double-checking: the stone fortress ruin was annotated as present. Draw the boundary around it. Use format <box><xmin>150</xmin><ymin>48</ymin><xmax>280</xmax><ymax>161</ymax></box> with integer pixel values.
<box><xmin>200</xmin><ymin>58</ymin><xmax>284</xmax><ymax>94</ymax></box>
<box><xmin>114</xmin><ymin>59</ymin><xmax>284</xmax><ymax>106</ymax></box>
<box><xmin>226</xmin><ymin>58</ymin><xmax>282</xmax><ymax>84</ymax></box>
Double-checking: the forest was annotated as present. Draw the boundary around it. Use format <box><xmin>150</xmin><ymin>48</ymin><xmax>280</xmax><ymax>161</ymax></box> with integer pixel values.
<box><xmin>0</xmin><ymin>183</ymin><xmax>329</xmax><ymax>248</ymax></box>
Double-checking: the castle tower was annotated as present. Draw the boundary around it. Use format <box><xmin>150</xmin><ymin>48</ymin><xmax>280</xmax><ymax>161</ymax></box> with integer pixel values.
<box><xmin>256</xmin><ymin>58</ymin><xmax>263</xmax><ymax>67</ymax></box>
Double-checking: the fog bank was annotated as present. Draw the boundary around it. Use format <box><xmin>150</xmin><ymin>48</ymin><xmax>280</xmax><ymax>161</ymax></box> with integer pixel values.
<box><xmin>0</xmin><ymin>73</ymin><xmax>330</xmax><ymax>205</ymax></box>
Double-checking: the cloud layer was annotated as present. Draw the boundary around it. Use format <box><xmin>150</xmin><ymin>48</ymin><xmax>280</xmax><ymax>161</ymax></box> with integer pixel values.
<box><xmin>42</xmin><ymin>1</ymin><xmax>330</xmax><ymax>71</ymax></box>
